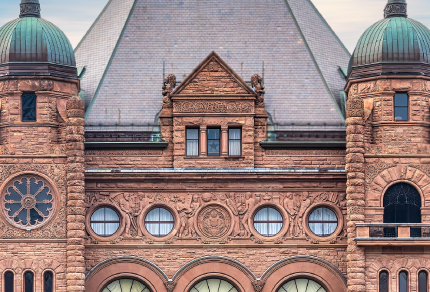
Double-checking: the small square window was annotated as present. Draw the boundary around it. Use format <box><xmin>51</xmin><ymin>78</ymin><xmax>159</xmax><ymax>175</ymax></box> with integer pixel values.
<box><xmin>22</xmin><ymin>93</ymin><xmax>37</xmax><ymax>122</ymax></box>
<box><xmin>229</xmin><ymin>128</ymin><xmax>241</xmax><ymax>156</ymax></box>
<box><xmin>186</xmin><ymin>128</ymin><xmax>199</xmax><ymax>156</ymax></box>
<box><xmin>207</xmin><ymin>128</ymin><xmax>220</xmax><ymax>156</ymax></box>
<box><xmin>394</xmin><ymin>93</ymin><xmax>408</xmax><ymax>121</ymax></box>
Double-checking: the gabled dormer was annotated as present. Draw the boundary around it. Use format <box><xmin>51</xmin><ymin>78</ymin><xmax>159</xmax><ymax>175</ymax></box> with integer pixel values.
<box><xmin>159</xmin><ymin>52</ymin><xmax>268</xmax><ymax>168</ymax></box>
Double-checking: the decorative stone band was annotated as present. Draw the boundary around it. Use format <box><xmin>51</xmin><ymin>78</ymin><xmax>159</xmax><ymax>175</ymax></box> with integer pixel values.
<box><xmin>384</xmin><ymin>3</ymin><xmax>407</xmax><ymax>18</ymax></box>
<box><xmin>20</xmin><ymin>3</ymin><xmax>41</xmax><ymax>18</ymax></box>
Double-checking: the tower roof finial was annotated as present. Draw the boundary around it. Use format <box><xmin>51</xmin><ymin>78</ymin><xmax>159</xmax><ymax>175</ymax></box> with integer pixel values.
<box><xmin>20</xmin><ymin>0</ymin><xmax>41</xmax><ymax>18</ymax></box>
<box><xmin>384</xmin><ymin>0</ymin><xmax>407</xmax><ymax>18</ymax></box>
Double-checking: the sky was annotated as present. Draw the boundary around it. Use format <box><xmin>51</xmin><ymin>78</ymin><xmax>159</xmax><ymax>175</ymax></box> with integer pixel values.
<box><xmin>0</xmin><ymin>0</ymin><xmax>430</xmax><ymax>53</ymax></box>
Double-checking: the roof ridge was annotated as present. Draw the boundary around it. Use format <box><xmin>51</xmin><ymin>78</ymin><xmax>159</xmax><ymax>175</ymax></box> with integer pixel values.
<box><xmin>84</xmin><ymin>0</ymin><xmax>138</xmax><ymax>120</ymax></box>
<box><xmin>283</xmin><ymin>0</ymin><xmax>345</xmax><ymax>122</ymax></box>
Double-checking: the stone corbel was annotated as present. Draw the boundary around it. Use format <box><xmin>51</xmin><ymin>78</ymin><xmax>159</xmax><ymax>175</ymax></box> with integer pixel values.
<box><xmin>363</xmin><ymin>98</ymin><xmax>374</xmax><ymax>122</ymax></box>
<box><xmin>57</xmin><ymin>98</ymin><xmax>68</xmax><ymax>122</ymax></box>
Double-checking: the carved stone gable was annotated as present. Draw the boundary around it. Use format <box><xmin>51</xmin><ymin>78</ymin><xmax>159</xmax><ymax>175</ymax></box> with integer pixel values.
<box><xmin>174</xmin><ymin>51</ymin><xmax>255</xmax><ymax>95</ymax></box>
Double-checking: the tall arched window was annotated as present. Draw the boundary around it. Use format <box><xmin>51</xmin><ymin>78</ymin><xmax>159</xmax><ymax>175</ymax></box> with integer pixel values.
<box><xmin>44</xmin><ymin>271</ymin><xmax>53</xmax><ymax>292</ymax></box>
<box><xmin>4</xmin><ymin>271</ymin><xmax>13</xmax><ymax>292</ymax></box>
<box><xmin>379</xmin><ymin>271</ymin><xmax>389</xmax><ymax>292</ymax></box>
<box><xmin>24</xmin><ymin>271</ymin><xmax>33</xmax><ymax>292</ymax></box>
<box><xmin>383</xmin><ymin>183</ymin><xmax>421</xmax><ymax>237</ymax></box>
<box><xmin>419</xmin><ymin>271</ymin><xmax>428</xmax><ymax>292</ymax></box>
<box><xmin>399</xmin><ymin>271</ymin><xmax>408</xmax><ymax>292</ymax></box>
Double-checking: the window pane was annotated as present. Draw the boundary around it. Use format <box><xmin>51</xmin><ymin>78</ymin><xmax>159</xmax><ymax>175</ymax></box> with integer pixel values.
<box><xmin>229</xmin><ymin>140</ymin><xmax>241</xmax><ymax>156</ymax></box>
<box><xmin>22</xmin><ymin>93</ymin><xmax>36</xmax><ymax>122</ymax></box>
<box><xmin>145</xmin><ymin>208</ymin><xmax>174</xmax><ymax>237</ymax></box>
<box><xmin>395</xmin><ymin>107</ymin><xmax>408</xmax><ymax>121</ymax></box>
<box><xmin>229</xmin><ymin>129</ymin><xmax>241</xmax><ymax>139</ymax></box>
<box><xmin>254</xmin><ymin>208</ymin><xmax>283</xmax><ymax>237</ymax></box>
<box><xmin>208</xmin><ymin>140</ymin><xmax>220</xmax><ymax>156</ymax></box>
<box><xmin>309</xmin><ymin>207</ymin><xmax>338</xmax><ymax>237</ymax></box>
<box><xmin>44</xmin><ymin>272</ymin><xmax>53</xmax><ymax>292</ymax></box>
<box><xmin>399</xmin><ymin>271</ymin><xmax>408</xmax><ymax>292</ymax></box>
<box><xmin>419</xmin><ymin>271</ymin><xmax>428</xmax><ymax>292</ymax></box>
<box><xmin>24</xmin><ymin>272</ymin><xmax>33</xmax><ymax>292</ymax></box>
<box><xmin>187</xmin><ymin>140</ymin><xmax>199</xmax><ymax>156</ymax></box>
<box><xmin>379</xmin><ymin>271</ymin><xmax>388</xmax><ymax>292</ymax></box>
<box><xmin>208</xmin><ymin>129</ymin><xmax>220</xmax><ymax>140</ymax></box>
<box><xmin>395</xmin><ymin>93</ymin><xmax>408</xmax><ymax>106</ymax></box>
<box><xmin>187</xmin><ymin>129</ymin><xmax>199</xmax><ymax>140</ymax></box>
<box><xmin>90</xmin><ymin>207</ymin><xmax>120</xmax><ymax>237</ymax></box>
<box><xmin>4</xmin><ymin>271</ymin><xmax>14</xmax><ymax>292</ymax></box>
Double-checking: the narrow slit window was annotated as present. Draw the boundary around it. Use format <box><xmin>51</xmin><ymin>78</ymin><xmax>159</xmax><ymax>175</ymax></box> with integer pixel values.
<box><xmin>399</xmin><ymin>271</ymin><xmax>408</xmax><ymax>292</ymax></box>
<box><xmin>44</xmin><ymin>271</ymin><xmax>53</xmax><ymax>292</ymax></box>
<box><xmin>207</xmin><ymin>128</ymin><xmax>220</xmax><ymax>156</ymax></box>
<box><xmin>379</xmin><ymin>271</ymin><xmax>389</xmax><ymax>292</ymax></box>
<box><xmin>24</xmin><ymin>271</ymin><xmax>33</xmax><ymax>292</ymax></box>
<box><xmin>229</xmin><ymin>128</ymin><xmax>241</xmax><ymax>156</ymax></box>
<box><xmin>186</xmin><ymin>128</ymin><xmax>199</xmax><ymax>156</ymax></box>
<box><xmin>22</xmin><ymin>93</ymin><xmax>37</xmax><ymax>122</ymax></box>
<box><xmin>4</xmin><ymin>271</ymin><xmax>14</xmax><ymax>292</ymax></box>
<box><xmin>394</xmin><ymin>93</ymin><xmax>408</xmax><ymax>121</ymax></box>
<box><xmin>419</xmin><ymin>271</ymin><xmax>428</xmax><ymax>292</ymax></box>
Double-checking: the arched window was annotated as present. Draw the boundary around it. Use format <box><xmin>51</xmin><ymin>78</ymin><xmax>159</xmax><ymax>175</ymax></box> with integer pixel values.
<box><xmin>44</xmin><ymin>271</ymin><xmax>53</xmax><ymax>292</ymax></box>
<box><xmin>191</xmin><ymin>279</ymin><xmax>238</xmax><ymax>292</ymax></box>
<box><xmin>24</xmin><ymin>271</ymin><xmax>34</xmax><ymax>292</ymax></box>
<box><xmin>399</xmin><ymin>271</ymin><xmax>408</xmax><ymax>292</ymax></box>
<box><xmin>277</xmin><ymin>278</ymin><xmax>327</xmax><ymax>292</ymax></box>
<box><xmin>102</xmin><ymin>279</ymin><xmax>150</xmax><ymax>292</ymax></box>
<box><xmin>4</xmin><ymin>271</ymin><xmax>13</xmax><ymax>292</ymax></box>
<box><xmin>379</xmin><ymin>271</ymin><xmax>389</xmax><ymax>292</ymax></box>
<box><xmin>419</xmin><ymin>271</ymin><xmax>428</xmax><ymax>292</ymax></box>
<box><xmin>383</xmin><ymin>183</ymin><xmax>421</xmax><ymax>237</ymax></box>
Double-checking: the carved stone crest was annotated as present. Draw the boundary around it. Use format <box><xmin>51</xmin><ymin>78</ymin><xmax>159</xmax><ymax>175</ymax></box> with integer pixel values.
<box><xmin>197</xmin><ymin>205</ymin><xmax>232</xmax><ymax>239</ymax></box>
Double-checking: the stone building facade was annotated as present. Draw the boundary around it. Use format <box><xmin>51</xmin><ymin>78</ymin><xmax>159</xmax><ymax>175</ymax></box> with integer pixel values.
<box><xmin>0</xmin><ymin>0</ymin><xmax>429</xmax><ymax>292</ymax></box>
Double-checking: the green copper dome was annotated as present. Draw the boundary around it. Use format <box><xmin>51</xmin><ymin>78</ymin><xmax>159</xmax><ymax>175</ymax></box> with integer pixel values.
<box><xmin>0</xmin><ymin>0</ymin><xmax>77</xmax><ymax>78</ymax></box>
<box><xmin>348</xmin><ymin>0</ymin><xmax>430</xmax><ymax>80</ymax></box>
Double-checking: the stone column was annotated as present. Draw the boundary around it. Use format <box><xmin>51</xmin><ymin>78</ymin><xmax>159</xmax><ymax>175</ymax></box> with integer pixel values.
<box><xmin>200</xmin><ymin>126</ymin><xmax>207</xmax><ymax>156</ymax></box>
<box><xmin>221</xmin><ymin>127</ymin><xmax>228</xmax><ymax>156</ymax></box>
<box><xmin>345</xmin><ymin>95</ymin><xmax>366</xmax><ymax>292</ymax></box>
<box><xmin>65</xmin><ymin>95</ymin><xmax>86</xmax><ymax>292</ymax></box>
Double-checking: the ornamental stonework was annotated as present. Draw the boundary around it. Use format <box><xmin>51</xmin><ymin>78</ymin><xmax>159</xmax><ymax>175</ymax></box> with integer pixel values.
<box><xmin>173</xmin><ymin>101</ymin><xmax>254</xmax><ymax>114</ymax></box>
<box><xmin>197</xmin><ymin>204</ymin><xmax>232</xmax><ymax>239</ymax></box>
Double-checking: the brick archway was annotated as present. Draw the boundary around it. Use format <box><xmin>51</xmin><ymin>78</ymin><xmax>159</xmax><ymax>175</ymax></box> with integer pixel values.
<box><xmin>171</xmin><ymin>256</ymin><xmax>256</xmax><ymax>292</ymax></box>
<box><xmin>260</xmin><ymin>256</ymin><xmax>347</xmax><ymax>292</ymax></box>
<box><xmin>367</xmin><ymin>165</ymin><xmax>429</xmax><ymax>207</ymax></box>
<box><xmin>85</xmin><ymin>257</ymin><xmax>168</xmax><ymax>292</ymax></box>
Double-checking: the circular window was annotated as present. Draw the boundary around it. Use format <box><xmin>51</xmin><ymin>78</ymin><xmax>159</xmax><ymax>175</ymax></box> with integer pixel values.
<box><xmin>102</xmin><ymin>279</ymin><xmax>150</xmax><ymax>292</ymax></box>
<box><xmin>278</xmin><ymin>279</ymin><xmax>327</xmax><ymax>292</ymax></box>
<box><xmin>253</xmin><ymin>207</ymin><xmax>283</xmax><ymax>237</ymax></box>
<box><xmin>90</xmin><ymin>207</ymin><xmax>120</xmax><ymax>237</ymax></box>
<box><xmin>2</xmin><ymin>175</ymin><xmax>56</xmax><ymax>230</ymax></box>
<box><xmin>308</xmin><ymin>207</ymin><xmax>338</xmax><ymax>237</ymax></box>
<box><xmin>145</xmin><ymin>207</ymin><xmax>174</xmax><ymax>237</ymax></box>
<box><xmin>191</xmin><ymin>279</ymin><xmax>238</xmax><ymax>292</ymax></box>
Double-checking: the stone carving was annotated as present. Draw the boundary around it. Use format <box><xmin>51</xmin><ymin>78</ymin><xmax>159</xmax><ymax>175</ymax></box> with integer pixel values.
<box><xmin>251</xmin><ymin>74</ymin><xmax>265</xmax><ymax>105</ymax></box>
<box><xmin>197</xmin><ymin>204</ymin><xmax>232</xmax><ymax>239</ymax></box>
<box><xmin>346</xmin><ymin>96</ymin><xmax>364</xmax><ymax>119</ymax></box>
<box><xmin>111</xmin><ymin>193</ymin><xmax>147</xmax><ymax>237</ymax></box>
<box><xmin>162</xmin><ymin>74</ymin><xmax>177</xmax><ymax>105</ymax></box>
<box><xmin>240</xmin><ymin>193</ymin><xmax>256</xmax><ymax>237</ymax></box>
<box><xmin>384</xmin><ymin>3</ymin><xmax>407</xmax><ymax>18</ymax></box>
<box><xmin>20</xmin><ymin>2</ymin><xmax>41</xmax><ymax>17</ymax></box>
<box><xmin>174</xmin><ymin>101</ymin><xmax>253</xmax><ymax>113</ymax></box>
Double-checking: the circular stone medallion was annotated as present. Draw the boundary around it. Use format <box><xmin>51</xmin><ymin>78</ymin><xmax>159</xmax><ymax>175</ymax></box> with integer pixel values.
<box><xmin>197</xmin><ymin>205</ymin><xmax>232</xmax><ymax>239</ymax></box>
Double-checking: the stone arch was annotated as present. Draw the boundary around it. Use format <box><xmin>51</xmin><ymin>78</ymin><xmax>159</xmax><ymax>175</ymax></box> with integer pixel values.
<box><xmin>367</xmin><ymin>165</ymin><xmax>430</xmax><ymax>208</ymax></box>
<box><xmin>171</xmin><ymin>256</ymin><xmax>256</xmax><ymax>292</ymax></box>
<box><xmin>85</xmin><ymin>257</ymin><xmax>168</xmax><ymax>292</ymax></box>
<box><xmin>259</xmin><ymin>256</ymin><xmax>347</xmax><ymax>292</ymax></box>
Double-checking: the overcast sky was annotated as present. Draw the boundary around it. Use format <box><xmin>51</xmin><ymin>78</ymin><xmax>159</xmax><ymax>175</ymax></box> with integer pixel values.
<box><xmin>0</xmin><ymin>0</ymin><xmax>429</xmax><ymax>53</ymax></box>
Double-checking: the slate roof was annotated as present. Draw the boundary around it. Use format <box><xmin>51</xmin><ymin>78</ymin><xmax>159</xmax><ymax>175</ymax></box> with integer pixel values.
<box><xmin>75</xmin><ymin>0</ymin><xmax>350</xmax><ymax>131</ymax></box>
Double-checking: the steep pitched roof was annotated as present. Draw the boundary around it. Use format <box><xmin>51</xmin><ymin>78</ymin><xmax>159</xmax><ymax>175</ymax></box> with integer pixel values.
<box><xmin>75</xmin><ymin>0</ymin><xmax>350</xmax><ymax>132</ymax></box>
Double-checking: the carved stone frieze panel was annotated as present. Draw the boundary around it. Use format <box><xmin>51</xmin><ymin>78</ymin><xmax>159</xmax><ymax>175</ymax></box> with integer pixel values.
<box><xmin>174</xmin><ymin>101</ymin><xmax>254</xmax><ymax>114</ymax></box>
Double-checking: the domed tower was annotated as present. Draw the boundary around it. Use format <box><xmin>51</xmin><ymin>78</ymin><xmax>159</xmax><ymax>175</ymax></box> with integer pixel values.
<box><xmin>345</xmin><ymin>1</ymin><xmax>430</xmax><ymax>292</ymax></box>
<box><xmin>0</xmin><ymin>1</ymin><xmax>85</xmax><ymax>291</ymax></box>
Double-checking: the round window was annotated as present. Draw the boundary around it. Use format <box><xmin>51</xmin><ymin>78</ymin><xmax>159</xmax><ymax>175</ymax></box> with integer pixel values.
<box><xmin>190</xmin><ymin>279</ymin><xmax>238</xmax><ymax>292</ymax></box>
<box><xmin>145</xmin><ymin>207</ymin><xmax>174</xmax><ymax>237</ymax></box>
<box><xmin>2</xmin><ymin>175</ymin><xmax>56</xmax><ymax>230</ymax></box>
<box><xmin>102</xmin><ymin>279</ymin><xmax>150</xmax><ymax>292</ymax></box>
<box><xmin>308</xmin><ymin>207</ymin><xmax>338</xmax><ymax>237</ymax></box>
<box><xmin>253</xmin><ymin>207</ymin><xmax>283</xmax><ymax>237</ymax></box>
<box><xmin>90</xmin><ymin>207</ymin><xmax>120</xmax><ymax>237</ymax></box>
<box><xmin>278</xmin><ymin>279</ymin><xmax>327</xmax><ymax>292</ymax></box>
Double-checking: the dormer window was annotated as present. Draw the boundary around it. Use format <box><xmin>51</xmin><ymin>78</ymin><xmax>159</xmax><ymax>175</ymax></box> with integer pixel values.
<box><xmin>22</xmin><ymin>93</ymin><xmax>37</xmax><ymax>122</ymax></box>
<box><xmin>394</xmin><ymin>93</ymin><xmax>408</xmax><ymax>121</ymax></box>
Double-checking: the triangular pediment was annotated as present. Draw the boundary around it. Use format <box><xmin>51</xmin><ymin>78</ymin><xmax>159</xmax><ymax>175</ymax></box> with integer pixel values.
<box><xmin>173</xmin><ymin>52</ymin><xmax>255</xmax><ymax>95</ymax></box>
